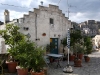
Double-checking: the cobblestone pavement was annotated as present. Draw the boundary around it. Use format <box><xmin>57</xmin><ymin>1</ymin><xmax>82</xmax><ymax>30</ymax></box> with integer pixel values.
<box><xmin>48</xmin><ymin>51</ymin><xmax>100</xmax><ymax>75</ymax></box>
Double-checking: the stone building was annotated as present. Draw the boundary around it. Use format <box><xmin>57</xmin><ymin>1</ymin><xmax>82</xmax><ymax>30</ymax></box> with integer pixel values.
<box><xmin>0</xmin><ymin>4</ymin><xmax>71</xmax><ymax>54</ymax></box>
<box><xmin>79</xmin><ymin>20</ymin><xmax>100</xmax><ymax>37</ymax></box>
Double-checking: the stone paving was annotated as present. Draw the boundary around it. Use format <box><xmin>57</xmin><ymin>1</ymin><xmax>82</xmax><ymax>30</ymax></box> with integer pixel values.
<box><xmin>48</xmin><ymin>51</ymin><xmax>100</xmax><ymax>75</ymax></box>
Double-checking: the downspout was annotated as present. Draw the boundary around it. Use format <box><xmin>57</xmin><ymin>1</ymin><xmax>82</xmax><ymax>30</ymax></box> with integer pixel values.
<box><xmin>35</xmin><ymin>13</ymin><xmax>37</xmax><ymax>43</ymax></box>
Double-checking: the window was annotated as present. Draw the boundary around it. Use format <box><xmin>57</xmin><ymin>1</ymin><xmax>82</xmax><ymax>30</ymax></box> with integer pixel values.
<box><xmin>23</xmin><ymin>27</ymin><xmax>29</xmax><ymax>31</ymax></box>
<box><xmin>50</xmin><ymin>18</ymin><xmax>54</xmax><ymax>24</ymax></box>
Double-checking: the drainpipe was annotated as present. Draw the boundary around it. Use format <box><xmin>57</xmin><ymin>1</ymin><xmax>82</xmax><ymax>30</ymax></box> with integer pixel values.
<box><xmin>35</xmin><ymin>13</ymin><xmax>37</xmax><ymax>42</ymax></box>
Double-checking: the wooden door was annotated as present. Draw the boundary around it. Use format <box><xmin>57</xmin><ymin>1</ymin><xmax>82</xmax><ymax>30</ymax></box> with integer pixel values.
<box><xmin>50</xmin><ymin>38</ymin><xmax>58</xmax><ymax>54</ymax></box>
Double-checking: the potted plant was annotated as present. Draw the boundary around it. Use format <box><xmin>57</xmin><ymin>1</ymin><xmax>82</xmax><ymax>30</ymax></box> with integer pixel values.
<box><xmin>73</xmin><ymin>43</ymin><xmax>82</xmax><ymax>67</ymax></box>
<box><xmin>0</xmin><ymin>24</ymin><xmax>25</xmax><ymax>73</ymax></box>
<box><xmin>15</xmin><ymin>40</ymin><xmax>36</xmax><ymax>75</ymax></box>
<box><xmin>69</xmin><ymin>46</ymin><xmax>75</xmax><ymax>61</ymax></box>
<box><xmin>15</xmin><ymin>38</ymin><xmax>46</xmax><ymax>75</ymax></box>
<box><xmin>74</xmin><ymin>57</ymin><xmax>82</xmax><ymax>67</ymax></box>
<box><xmin>77</xmin><ymin>44</ymin><xmax>84</xmax><ymax>60</ymax></box>
<box><xmin>29</xmin><ymin>45</ymin><xmax>46</xmax><ymax>75</ymax></box>
<box><xmin>84</xmin><ymin>36</ymin><xmax>92</xmax><ymax>62</ymax></box>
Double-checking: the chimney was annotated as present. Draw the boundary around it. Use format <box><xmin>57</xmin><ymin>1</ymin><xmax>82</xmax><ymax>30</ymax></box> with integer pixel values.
<box><xmin>4</xmin><ymin>9</ymin><xmax>10</xmax><ymax>24</ymax></box>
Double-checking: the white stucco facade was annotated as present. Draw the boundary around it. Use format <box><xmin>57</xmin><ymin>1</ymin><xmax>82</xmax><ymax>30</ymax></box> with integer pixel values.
<box><xmin>16</xmin><ymin>4</ymin><xmax>71</xmax><ymax>47</ymax></box>
<box><xmin>0</xmin><ymin>4</ymin><xmax>71</xmax><ymax>54</ymax></box>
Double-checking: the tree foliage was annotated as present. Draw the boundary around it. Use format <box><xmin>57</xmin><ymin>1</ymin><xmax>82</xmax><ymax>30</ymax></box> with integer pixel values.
<box><xmin>0</xmin><ymin>24</ymin><xmax>25</xmax><ymax>60</ymax></box>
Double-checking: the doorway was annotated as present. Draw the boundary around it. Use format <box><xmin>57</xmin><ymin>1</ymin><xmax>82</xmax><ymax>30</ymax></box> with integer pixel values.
<box><xmin>50</xmin><ymin>38</ymin><xmax>58</xmax><ymax>54</ymax></box>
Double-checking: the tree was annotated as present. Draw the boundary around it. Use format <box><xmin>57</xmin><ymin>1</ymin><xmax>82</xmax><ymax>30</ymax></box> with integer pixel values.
<box><xmin>84</xmin><ymin>36</ymin><xmax>93</xmax><ymax>54</ymax></box>
<box><xmin>0</xmin><ymin>24</ymin><xmax>25</xmax><ymax>61</ymax></box>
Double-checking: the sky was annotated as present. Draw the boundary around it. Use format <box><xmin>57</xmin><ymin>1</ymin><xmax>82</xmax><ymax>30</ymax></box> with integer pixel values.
<box><xmin>0</xmin><ymin>0</ymin><xmax>100</xmax><ymax>23</ymax></box>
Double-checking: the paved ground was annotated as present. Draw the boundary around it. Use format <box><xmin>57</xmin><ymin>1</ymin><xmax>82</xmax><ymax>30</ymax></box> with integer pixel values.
<box><xmin>2</xmin><ymin>50</ymin><xmax>100</xmax><ymax>75</ymax></box>
<box><xmin>48</xmin><ymin>51</ymin><xmax>100</xmax><ymax>75</ymax></box>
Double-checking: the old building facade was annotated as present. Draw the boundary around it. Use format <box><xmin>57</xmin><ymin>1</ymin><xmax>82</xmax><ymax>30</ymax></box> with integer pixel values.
<box><xmin>79</xmin><ymin>20</ymin><xmax>100</xmax><ymax>37</ymax></box>
<box><xmin>0</xmin><ymin>4</ymin><xmax>71</xmax><ymax>54</ymax></box>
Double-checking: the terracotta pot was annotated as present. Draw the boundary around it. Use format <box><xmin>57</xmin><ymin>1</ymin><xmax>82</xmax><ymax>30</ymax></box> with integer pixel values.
<box><xmin>43</xmin><ymin>68</ymin><xmax>48</xmax><ymax>75</ymax></box>
<box><xmin>17</xmin><ymin>68</ymin><xmax>28</xmax><ymax>75</ymax></box>
<box><xmin>31</xmin><ymin>71</ymin><xmax>44</xmax><ymax>75</ymax></box>
<box><xmin>84</xmin><ymin>56</ymin><xmax>90</xmax><ymax>62</ymax></box>
<box><xmin>69</xmin><ymin>55</ymin><xmax>75</xmax><ymax>61</ymax></box>
<box><xmin>77</xmin><ymin>53</ymin><xmax>83</xmax><ymax>60</ymax></box>
<box><xmin>7</xmin><ymin>62</ymin><xmax>17</xmax><ymax>73</ymax></box>
<box><xmin>74</xmin><ymin>59</ymin><xmax>82</xmax><ymax>67</ymax></box>
<box><xmin>49</xmin><ymin>57</ymin><xmax>54</xmax><ymax>63</ymax></box>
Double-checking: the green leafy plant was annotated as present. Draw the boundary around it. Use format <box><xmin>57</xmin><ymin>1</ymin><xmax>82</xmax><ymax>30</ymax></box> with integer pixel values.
<box><xmin>84</xmin><ymin>36</ymin><xmax>93</xmax><ymax>55</ymax></box>
<box><xmin>46</xmin><ymin>44</ymin><xmax>50</xmax><ymax>52</ymax></box>
<box><xmin>70</xmin><ymin>30</ymin><xmax>83</xmax><ymax>54</ymax></box>
<box><xmin>30</xmin><ymin>46</ymin><xmax>45</xmax><ymax>72</ymax></box>
<box><xmin>61</xmin><ymin>38</ymin><xmax>67</xmax><ymax>47</ymax></box>
<box><xmin>74</xmin><ymin>43</ymin><xmax>84</xmax><ymax>54</ymax></box>
<box><xmin>14</xmin><ymin>40</ymin><xmax>35</xmax><ymax>68</ymax></box>
<box><xmin>0</xmin><ymin>24</ymin><xmax>25</xmax><ymax>61</ymax></box>
<box><xmin>70</xmin><ymin>30</ymin><xmax>82</xmax><ymax>46</ymax></box>
<box><xmin>15</xmin><ymin>40</ymin><xmax>45</xmax><ymax>71</ymax></box>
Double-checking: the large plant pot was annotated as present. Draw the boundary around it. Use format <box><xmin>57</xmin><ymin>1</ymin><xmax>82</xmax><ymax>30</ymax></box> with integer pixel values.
<box><xmin>49</xmin><ymin>57</ymin><xmax>54</xmax><ymax>63</ymax></box>
<box><xmin>31</xmin><ymin>71</ymin><xmax>44</xmax><ymax>75</ymax></box>
<box><xmin>7</xmin><ymin>62</ymin><xmax>17</xmax><ymax>73</ymax></box>
<box><xmin>78</xmin><ymin>53</ymin><xmax>83</xmax><ymax>60</ymax></box>
<box><xmin>69</xmin><ymin>55</ymin><xmax>75</xmax><ymax>61</ymax></box>
<box><xmin>43</xmin><ymin>67</ymin><xmax>48</xmax><ymax>75</ymax></box>
<box><xmin>84</xmin><ymin>56</ymin><xmax>90</xmax><ymax>62</ymax></box>
<box><xmin>74</xmin><ymin>59</ymin><xmax>82</xmax><ymax>67</ymax></box>
<box><xmin>17</xmin><ymin>68</ymin><xmax>28</xmax><ymax>75</ymax></box>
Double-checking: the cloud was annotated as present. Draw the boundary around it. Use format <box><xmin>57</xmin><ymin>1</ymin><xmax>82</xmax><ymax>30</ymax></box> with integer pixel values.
<box><xmin>0</xmin><ymin>0</ymin><xmax>100</xmax><ymax>23</ymax></box>
<box><xmin>0</xmin><ymin>0</ymin><xmax>39</xmax><ymax>12</ymax></box>
<box><xmin>70</xmin><ymin>12</ymin><xmax>89</xmax><ymax>23</ymax></box>
<box><xmin>9</xmin><ymin>10</ymin><xmax>28</xmax><ymax>21</ymax></box>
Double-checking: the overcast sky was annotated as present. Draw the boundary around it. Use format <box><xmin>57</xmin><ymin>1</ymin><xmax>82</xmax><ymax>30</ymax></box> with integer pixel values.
<box><xmin>0</xmin><ymin>0</ymin><xmax>100</xmax><ymax>23</ymax></box>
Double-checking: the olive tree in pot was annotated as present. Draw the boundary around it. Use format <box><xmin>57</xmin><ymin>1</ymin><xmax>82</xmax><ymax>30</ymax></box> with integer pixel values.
<box><xmin>77</xmin><ymin>44</ymin><xmax>84</xmax><ymax>60</ymax></box>
<box><xmin>73</xmin><ymin>43</ymin><xmax>83</xmax><ymax>67</ymax></box>
<box><xmin>70</xmin><ymin>29</ymin><xmax>83</xmax><ymax>63</ymax></box>
<box><xmin>84</xmin><ymin>36</ymin><xmax>92</xmax><ymax>62</ymax></box>
<box><xmin>0</xmin><ymin>24</ymin><xmax>25</xmax><ymax>73</ymax></box>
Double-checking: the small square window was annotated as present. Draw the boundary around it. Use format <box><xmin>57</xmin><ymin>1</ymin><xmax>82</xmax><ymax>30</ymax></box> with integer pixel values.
<box><xmin>50</xmin><ymin>18</ymin><xmax>54</xmax><ymax>24</ymax></box>
<box><xmin>23</xmin><ymin>27</ymin><xmax>29</xmax><ymax>31</ymax></box>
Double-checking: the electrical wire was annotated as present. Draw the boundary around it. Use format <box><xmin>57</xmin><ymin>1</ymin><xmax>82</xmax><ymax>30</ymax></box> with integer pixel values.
<box><xmin>57</xmin><ymin>0</ymin><xmax>62</xmax><ymax>5</ymax></box>
<box><xmin>0</xmin><ymin>3</ymin><xmax>32</xmax><ymax>9</ymax></box>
